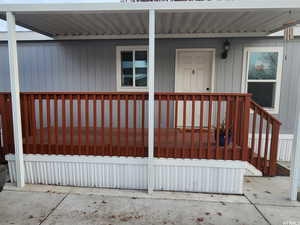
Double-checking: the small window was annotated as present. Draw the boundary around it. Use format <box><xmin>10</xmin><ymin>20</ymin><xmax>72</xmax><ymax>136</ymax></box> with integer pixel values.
<box><xmin>117</xmin><ymin>46</ymin><xmax>148</xmax><ymax>91</ymax></box>
<box><xmin>242</xmin><ymin>47</ymin><xmax>283</xmax><ymax>114</ymax></box>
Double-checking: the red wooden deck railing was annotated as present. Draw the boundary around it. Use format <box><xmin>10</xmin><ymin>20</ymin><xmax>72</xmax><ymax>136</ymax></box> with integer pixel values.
<box><xmin>0</xmin><ymin>92</ymin><xmax>281</xmax><ymax>176</ymax></box>
<box><xmin>249</xmin><ymin>100</ymin><xmax>281</xmax><ymax>176</ymax></box>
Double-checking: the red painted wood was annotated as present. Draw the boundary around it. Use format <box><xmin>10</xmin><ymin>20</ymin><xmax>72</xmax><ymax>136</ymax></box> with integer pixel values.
<box><xmin>182</xmin><ymin>95</ymin><xmax>187</xmax><ymax>158</ymax></box>
<box><xmin>101</xmin><ymin>95</ymin><xmax>105</xmax><ymax>155</ymax></box>
<box><xmin>269</xmin><ymin>123</ymin><xmax>280</xmax><ymax>176</ymax></box>
<box><xmin>62</xmin><ymin>95</ymin><xmax>66</xmax><ymax>155</ymax></box>
<box><xmin>166</xmin><ymin>95</ymin><xmax>170</xmax><ymax>157</ymax></box>
<box><xmin>257</xmin><ymin>113</ymin><xmax>264</xmax><ymax>170</ymax></box>
<box><xmin>174</xmin><ymin>96</ymin><xmax>178</xmax><ymax>158</ymax></box>
<box><xmin>242</xmin><ymin>96</ymin><xmax>250</xmax><ymax>161</ymax></box>
<box><xmin>158</xmin><ymin>95</ymin><xmax>162</xmax><ymax>156</ymax></box>
<box><xmin>263</xmin><ymin>118</ymin><xmax>270</xmax><ymax>173</ymax></box>
<box><xmin>31</xmin><ymin>95</ymin><xmax>37</xmax><ymax>154</ymax></box>
<box><xmin>117</xmin><ymin>95</ymin><xmax>121</xmax><ymax>156</ymax></box>
<box><xmin>23</xmin><ymin>95</ymin><xmax>30</xmax><ymax>154</ymax></box>
<box><xmin>141</xmin><ymin>95</ymin><xmax>145</xmax><ymax>155</ymax></box>
<box><xmin>39</xmin><ymin>95</ymin><xmax>44</xmax><ymax>153</ymax></box>
<box><xmin>133</xmin><ymin>95</ymin><xmax>137</xmax><ymax>156</ymax></box>
<box><xmin>191</xmin><ymin>95</ymin><xmax>195</xmax><ymax>158</ymax></box>
<box><xmin>224</xmin><ymin>96</ymin><xmax>230</xmax><ymax>160</ymax></box>
<box><xmin>232</xmin><ymin>96</ymin><xmax>239</xmax><ymax>160</ymax></box>
<box><xmin>77</xmin><ymin>95</ymin><xmax>82</xmax><ymax>155</ymax></box>
<box><xmin>250</xmin><ymin>107</ymin><xmax>257</xmax><ymax>164</ymax></box>
<box><xmin>207</xmin><ymin>95</ymin><xmax>212</xmax><ymax>159</ymax></box>
<box><xmin>109</xmin><ymin>94</ymin><xmax>113</xmax><ymax>156</ymax></box>
<box><xmin>216</xmin><ymin>96</ymin><xmax>221</xmax><ymax>159</ymax></box>
<box><xmin>85</xmin><ymin>95</ymin><xmax>90</xmax><ymax>155</ymax></box>
<box><xmin>199</xmin><ymin>95</ymin><xmax>204</xmax><ymax>158</ymax></box>
<box><xmin>93</xmin><ymin>95</ymin><xmax>97</xmax><ymax>155</ymax></box>
<box><xmin>125</xmin><ymin>95</ymin><xmax>129</xmax><ymax>156</ymax></box>
<box><xmin>70</xmin><ymin>95</ymin><xmax>74</xmax><ymax>154</ymax></box>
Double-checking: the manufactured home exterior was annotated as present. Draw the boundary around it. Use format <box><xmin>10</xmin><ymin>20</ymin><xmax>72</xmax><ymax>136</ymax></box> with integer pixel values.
<box><xmin>0</xmin><ymin>1</ymin><xmax>300</xmax><ymax>197</ymax></box>
<box><xmin>0</xmin><ymin>37</ymin><xmax>297</xmax><ymax>159</ymax></box>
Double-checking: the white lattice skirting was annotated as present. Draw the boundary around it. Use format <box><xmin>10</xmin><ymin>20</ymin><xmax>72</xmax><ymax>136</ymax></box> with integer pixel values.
<box><xmin>5</xmin><ymin>154</ymin><xmax>261</xmax><ymax>194</ymax></box>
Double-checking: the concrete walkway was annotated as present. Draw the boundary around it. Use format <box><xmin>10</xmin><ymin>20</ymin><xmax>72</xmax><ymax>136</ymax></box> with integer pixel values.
<box><xmin>0</xmin><ymin>177</ymin><xmax>299</xmax><ymax>225</ymax></box>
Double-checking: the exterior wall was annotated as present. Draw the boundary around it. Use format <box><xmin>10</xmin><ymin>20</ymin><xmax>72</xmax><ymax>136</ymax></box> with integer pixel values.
<box><xmin>0</xmin><ymin>38</ymin><xmax>299</xmax><ymax>135</ymax></box>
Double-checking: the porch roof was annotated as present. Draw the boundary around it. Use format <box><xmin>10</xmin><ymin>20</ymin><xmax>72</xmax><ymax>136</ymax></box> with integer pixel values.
<box><xmin>1</xmin><ymin>1</ymin><xmax>300</xmax><ymax>39</ymax></box>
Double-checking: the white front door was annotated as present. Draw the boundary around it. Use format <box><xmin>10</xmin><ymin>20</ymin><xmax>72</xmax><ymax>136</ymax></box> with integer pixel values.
<box><xmin>175</xmin><ymin>49</ymin><xmax>215</xmax><ymax>127</ymax></box>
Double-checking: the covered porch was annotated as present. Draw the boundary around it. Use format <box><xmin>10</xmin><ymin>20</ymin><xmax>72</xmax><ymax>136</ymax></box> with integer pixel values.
<box><xmin>0</xmin><ymin>1</ymin><xmax>299</xmax><ymax>194</ymax></box>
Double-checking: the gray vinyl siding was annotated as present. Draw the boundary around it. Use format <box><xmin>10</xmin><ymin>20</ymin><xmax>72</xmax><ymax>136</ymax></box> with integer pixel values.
<box><xmin>0</xmin><ymin>38</ymin><xmax>300</xmax><ymax>134</ymax></box>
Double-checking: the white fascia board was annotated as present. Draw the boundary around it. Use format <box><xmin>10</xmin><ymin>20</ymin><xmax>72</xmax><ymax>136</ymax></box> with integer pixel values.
<box><xmin>1</xmin><ymin>1</ymin><xmax>300</xmax><ymax>13</ymax></box>
<box><xmin>0</xmin><ymin>31</ymin><xmax>53</xmax><ymax>41</ymax></box>
<box><xmin>270</xmin><ymin>27</ymin><xmax>300</xmax><ymax>37</ymax></box>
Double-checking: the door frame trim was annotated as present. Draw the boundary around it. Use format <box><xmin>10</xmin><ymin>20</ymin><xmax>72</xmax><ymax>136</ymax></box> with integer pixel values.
<box><xmin>175</xmin><ymin>48</ymin><xmax>216</xmax><ymax>92</ymax></box>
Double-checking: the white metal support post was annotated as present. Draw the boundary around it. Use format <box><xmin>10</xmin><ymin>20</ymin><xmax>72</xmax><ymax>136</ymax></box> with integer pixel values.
<box><xmin>290</xmin><ymin>104</ymin><xmax>300</xmax><ymax>200</ymax></box>
<box><xmin>6</xmin><ymin>11</ymin><xmax>25</xmax><ymax>188</ymax></box>
<box><xmin>148</xmin><ymin>9</ymin><xmax>155</xmax><ymax>194</ymax></box>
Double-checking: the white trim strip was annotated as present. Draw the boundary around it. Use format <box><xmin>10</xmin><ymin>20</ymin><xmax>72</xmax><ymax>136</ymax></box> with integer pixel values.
<box><xmin>1</xmin><ymin>1</ymin><xmax>300</xmax><ymax>12</ymax></box>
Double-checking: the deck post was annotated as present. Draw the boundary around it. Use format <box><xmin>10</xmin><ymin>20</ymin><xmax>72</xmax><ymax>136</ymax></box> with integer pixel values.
<box><xmin>6</xmin><ymin>12</ymin><xmax>25</xmax><ymax>188</ymax></box>
<box><xmin>148</xmin><ymin>9</ymin><xmax>155</xmax><ymax>194</ymax></box>
<box><xmin>242</xmin><ymin>95</ymin><xmax>250</xmax><ymax>161</ymax></box>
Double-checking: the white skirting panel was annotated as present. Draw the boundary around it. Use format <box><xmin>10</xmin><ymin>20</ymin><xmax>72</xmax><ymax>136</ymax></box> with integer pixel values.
<box><xmin>248</xmin><ymin>134</ymin><xmax>294</xmax><ymax>161</ymax></box>
<box><xmin>5</xmin><ymin>154</ymin><xmax>258</xmax><ymax>194</ymax></box>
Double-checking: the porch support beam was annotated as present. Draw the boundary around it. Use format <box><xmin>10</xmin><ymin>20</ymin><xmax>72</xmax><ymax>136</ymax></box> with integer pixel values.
<box><xmin>6</xmin><ymin>11</ymin><xmax>25</xmax><ymax>188</ymax></box>
<box><xmin>148</xmin><ymin>9</ymin><xmax>155</xmax><ymax>194</ymax></box>
<box><xmin>290</xmin><ymin>118</ymin><xmax>300</xmax><ymax>201</ymax></box>
<box><xmin>290</xmin><ymin>99</ymin><xmax>300</xmax><ymax>200</ymax></box>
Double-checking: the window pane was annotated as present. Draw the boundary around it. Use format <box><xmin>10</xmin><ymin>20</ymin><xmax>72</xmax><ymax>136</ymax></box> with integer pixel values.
<box><xmin>121</xmin><ymin>51</ymin><xmax>133</xmax><ymax>87</ymax></box>
<box><xmin>248</xmin><ymin>82</ymin><xmax>276</xmax><ymax>108</ymax></box>
<box><xmin>135</xmin><ymin>51</ymin><xmax>147</xmax><ymax>87</ymax></box>
<box><xmin>248</xmin><ymin>52</ymin><xmax>278</xmax><ymax>80</ymax></box>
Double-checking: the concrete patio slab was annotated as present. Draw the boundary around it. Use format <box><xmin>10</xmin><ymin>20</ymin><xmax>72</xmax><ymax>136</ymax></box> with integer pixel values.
<box><xmin>0</xmin><ymin>190</ymin><xmax>65</xmax><ymax>225</ymax></box>
<box><xmin>1</xmin><ymin>176</ymin><xmax>299</xmax><ymax>225</ymax></box>
<box><xmin>42</xmin><ymin>193</ymin><xmax>268</xmax><ymax>225</ymax></box>
<box><xmin>244</xmin><ymin>176</ymin><xmax>300</xmax><ymax>207</ymax></box>
<box><xmin>257</xmin><ymin>205</ymin><xmax>300</xmax><ymax>225</ymax></box>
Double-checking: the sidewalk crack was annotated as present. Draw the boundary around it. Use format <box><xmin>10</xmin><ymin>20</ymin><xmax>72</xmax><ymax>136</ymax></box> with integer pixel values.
<box><xmin>244</xmin><ymin>195</ymin><xmax>272</xmax><ymax>225</ymax></box>
<box><xmin>39</xmin><ymin>191</ymin><xmax>71</xmax><ymax>225</ymax></box>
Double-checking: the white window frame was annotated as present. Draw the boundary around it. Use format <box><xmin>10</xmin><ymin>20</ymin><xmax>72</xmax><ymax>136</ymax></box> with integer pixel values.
<box><xmin>116</xmin><ymin>45</ymin><xmax>148</xmax><ymax>92</ymax></box>
<box><xmin>241</xmin><ymin>47</ymin><xmax>283</xmax><ymax>114</ymax></box>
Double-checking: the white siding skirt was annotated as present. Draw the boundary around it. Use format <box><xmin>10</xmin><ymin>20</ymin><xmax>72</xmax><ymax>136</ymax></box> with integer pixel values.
<box><xmin>5</xmin><ymin>154</ymin><xmax>261</xmax><ymax>194</ymax></box>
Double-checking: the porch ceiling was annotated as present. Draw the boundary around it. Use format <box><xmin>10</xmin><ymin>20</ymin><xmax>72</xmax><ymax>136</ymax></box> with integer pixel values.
<box><xmin>1</xmin><ymin>2</ymin><xmax>300</xmax><ymax>39</ymax></box>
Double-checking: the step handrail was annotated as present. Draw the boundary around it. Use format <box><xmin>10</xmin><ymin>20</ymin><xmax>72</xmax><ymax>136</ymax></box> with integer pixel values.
<box><xmin>249</xmin><ymin>99</ymin><xmax>281</xmax><ymax>176</ymax></box>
